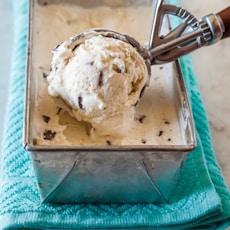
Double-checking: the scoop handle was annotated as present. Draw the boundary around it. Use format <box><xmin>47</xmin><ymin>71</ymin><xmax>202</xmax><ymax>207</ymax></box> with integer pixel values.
<box><xmin>217</xmin><ymin>7</ymin><xmax>230</xmax><ymax>39</ymax></box>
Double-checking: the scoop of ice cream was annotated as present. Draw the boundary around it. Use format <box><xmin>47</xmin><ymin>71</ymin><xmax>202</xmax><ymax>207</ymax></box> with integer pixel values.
<box><xmin>47</xmin><ymin>34</ymin><xmax>149</xmax><ymax>137</ymax></box>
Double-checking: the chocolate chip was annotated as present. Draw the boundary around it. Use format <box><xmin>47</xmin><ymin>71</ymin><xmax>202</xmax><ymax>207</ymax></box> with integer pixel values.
<box><xmin>164</xmin><ymin>120</ymin><xmax>170</xmax><ymax>125</ymax></box>
<box><xmin>87</xmin><ymin>61</ymin><xmax>94</xmax><ymax>66</ymax></box>
<box><xmin>72</xmin><ymin>44</ymin><xmax>80</xmax><ymax>51</ymax></box>
<box><xmin>98</xmin><ymin>71</ymin><xmax>104</xmax><ymax>87</ymax></box>
<box><xmin>51</xmin><ymin>44</ymin><xmax>60</xmax><ymax>54</ymax></box>
<box><xmin>159</xmin><ymin>66</ymin><xmax>164</xmax><ymax>70</ymax></box>
<box><xmin>42</xmin><ymin>72</ymin><xmax>48</xmax><ymax>78</ymax></box>
<box><xmin>34</xmin><ymin>159</ymin><xmax>41</xmax><ymax>163</ymax></box>
<box><xmin>138</xmin><ymin>115</ymin><xmax>147</xmax><ymax>124</ymax></box>
<box><xmin>78</xmin><ymin>96</ymin><xmax>83</xmax><ymax>109</ymax></box>
<box><xmin>168</xmin><ymin>138</ymin><xmax>172</xmax><ymax>142</ymax></box>
<box><xmin>43</xmin><ymin>130</ymin><xmax>56</xmax><ymax>140</ymax></box>
<box><xmin>42</xmin><ymin>115</ymin><xmax>50</xmax><ymax>123</ymax></box>
<box><xmin>141</xmin><ymin>139</ymin><xmax>147</xmax><ymax>144</ymax></box>
<box><xmin>54</xmin><ymin>44</ymin><xmax>60</xmax><ymax>49</ymax></box>
<box><xmin>158</xmin><ymin>130</ymin><xmax>164</xmax><ymax>137</ymax></box>
<box><xmin>106</xmin><ymin>140</ymin><xmax>112</xmax><ymax>145</ymax></box>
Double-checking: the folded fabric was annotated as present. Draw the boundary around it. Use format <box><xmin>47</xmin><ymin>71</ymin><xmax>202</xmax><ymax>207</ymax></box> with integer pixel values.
<box><xmin>0</xmin><ymin>0</ymin><xmax>230</xmax><ymax>229</ymax></box>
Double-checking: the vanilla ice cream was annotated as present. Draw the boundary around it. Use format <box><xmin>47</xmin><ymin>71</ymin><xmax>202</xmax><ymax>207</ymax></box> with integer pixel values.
<box><xmin>29</xmin><ymin>2</ymin><xmax>185</xmax><ymax>146</ymax></box>
<box><xmin>47</xmin><ymin>34</ymin><xmax>149</xmax><ymax>137</ymax></box>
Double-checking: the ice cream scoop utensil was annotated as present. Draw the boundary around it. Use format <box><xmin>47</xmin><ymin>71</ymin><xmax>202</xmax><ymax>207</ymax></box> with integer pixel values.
<box><xmin>149</xmin><ymin>0</ymin><xmax>230</xmax><ymax>64</ymax></box>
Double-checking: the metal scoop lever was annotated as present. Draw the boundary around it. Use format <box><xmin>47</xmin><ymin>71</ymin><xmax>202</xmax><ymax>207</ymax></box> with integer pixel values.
<box><xmin>149</xmin><ymin>0</ymin><xmax>230</xmax><ymax>64</ymax></box>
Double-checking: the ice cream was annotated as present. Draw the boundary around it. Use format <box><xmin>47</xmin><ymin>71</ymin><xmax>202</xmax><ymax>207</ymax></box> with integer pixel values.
<box><xmin>47</xmin><ymin>34</ymin><xmax>150</xmax><ymax>137</ymax></box>
<box><xmin>29</xmin><ymin>2</ymin><xmax>185</xmax><ymax>146</ymax></box>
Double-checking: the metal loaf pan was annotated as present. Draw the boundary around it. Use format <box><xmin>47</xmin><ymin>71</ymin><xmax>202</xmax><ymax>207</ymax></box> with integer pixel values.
<box><xmin>23</xmin><ymin>0</ymin><xmax>196</xmax><ymax>203</ymax></box>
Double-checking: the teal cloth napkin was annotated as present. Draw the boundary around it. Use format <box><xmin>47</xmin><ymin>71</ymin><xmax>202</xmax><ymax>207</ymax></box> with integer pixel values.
<box><xmin>1</xmin><ymin>0</ymin><xmax>230</xmax><ymax>229</ymax></box>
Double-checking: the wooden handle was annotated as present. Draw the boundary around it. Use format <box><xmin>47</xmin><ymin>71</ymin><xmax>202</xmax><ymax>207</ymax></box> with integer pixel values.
<box><xmin>217</xmin><ymin>7</ymin><xmax>230</xmax><ymax>39</ymax></box>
